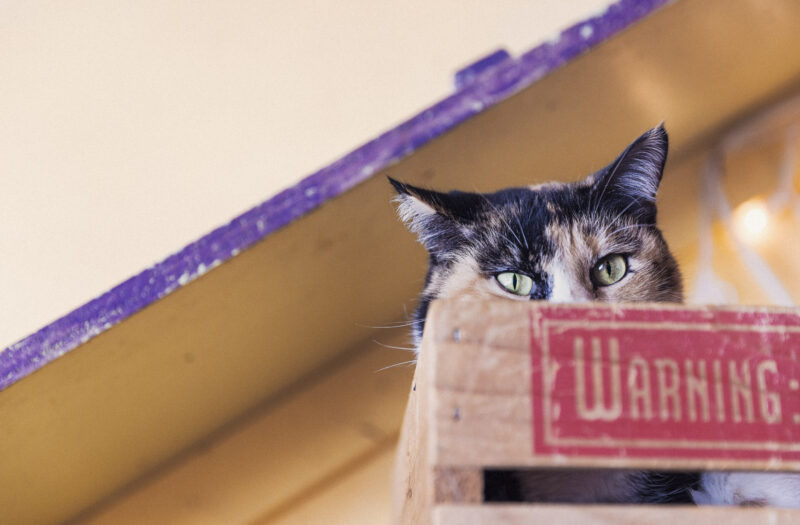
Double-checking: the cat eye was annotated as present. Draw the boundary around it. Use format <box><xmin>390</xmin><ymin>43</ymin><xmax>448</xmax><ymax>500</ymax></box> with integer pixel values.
<box><xmin>591</xmin><ymin>254</ymin><xmax>628</xmax><ymax>287</ymax></box>
<box><xmin>496</xmin><ymin>272</ymin><xmax>534</xmax><ymax>296</ymax></box>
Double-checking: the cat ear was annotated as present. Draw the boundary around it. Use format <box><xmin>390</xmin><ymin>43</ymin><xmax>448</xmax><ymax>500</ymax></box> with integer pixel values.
<box><xmin>388</xmin><ymin>177</ymin><xmax>484</xmax><ymax>222</ymax></box>
<box><xmin>389</xmin><ymin>178</ymin><xmax>440</xmax><ymax>228</ymax></box>
<box><xmin>591</xmin><ymin>125</ymin><xmax>668</xmax><ymax>223</ymax></box>
<box><xmin>389</xmin><ymin>177</ymin><xmax>482</xmax><ymax>253</ymax></box>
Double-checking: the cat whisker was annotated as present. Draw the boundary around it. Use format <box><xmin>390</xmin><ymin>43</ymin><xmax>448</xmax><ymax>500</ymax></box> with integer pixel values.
<box><xmin>367</xmin><ymin>324</ymin><xmax>420</xmax><ymax>330</ymax></box>
<box><xmin>371</xmin><ymin>339</ymin><xmax>417</xmax><ymax>352</ymax></box>
<box><xmin>374</xmin><ymin>359</ymin><xmax>417</xmax><ymax>372</ymax></box>
<box><xmin>368</xmin><ymin>321</ymin><xmax>422</xmax><ymax>330</ymax></box>
<box><xmin>358</xmin><ymin>320</ymin><xmax>423</xmax><ymax>329</ymax></box>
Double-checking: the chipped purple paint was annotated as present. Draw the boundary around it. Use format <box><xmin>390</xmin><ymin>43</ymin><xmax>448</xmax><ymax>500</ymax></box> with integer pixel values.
<box><xmin>0</xmin><ymin>0</ymin><xmax>671</xmax><ymax>392</ymax></box>
<box><xmin>454</xmin><ymin>49</ymin><xmax>512</xmax><ymax>90</ymax></box>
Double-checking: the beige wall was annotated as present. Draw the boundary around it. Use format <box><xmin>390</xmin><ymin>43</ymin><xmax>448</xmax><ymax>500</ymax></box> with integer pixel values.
<box><xmin>0</xmin><ymin>1</ymin><xmax>612</xmax><ymax>349</ymax></box>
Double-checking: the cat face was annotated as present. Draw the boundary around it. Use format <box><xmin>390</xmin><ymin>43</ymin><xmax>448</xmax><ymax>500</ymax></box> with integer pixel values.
<box><xmin>392</xmin><ymin>125</ymin><xmax>682</xmax><ymax>345</ymax></box>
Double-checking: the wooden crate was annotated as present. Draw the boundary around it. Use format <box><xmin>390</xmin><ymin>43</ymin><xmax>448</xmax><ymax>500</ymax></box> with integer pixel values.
<box><xmin>394</xmin><ymin>299</ymin><xmax>800</xmax><ymax>524</ymax></box>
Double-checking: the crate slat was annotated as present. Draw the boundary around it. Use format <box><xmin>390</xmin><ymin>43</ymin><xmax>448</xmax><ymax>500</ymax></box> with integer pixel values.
<box><xmin>432</xmin><ymin>504</ymin><xmax>800</xmax><ymax>524</ymax></box>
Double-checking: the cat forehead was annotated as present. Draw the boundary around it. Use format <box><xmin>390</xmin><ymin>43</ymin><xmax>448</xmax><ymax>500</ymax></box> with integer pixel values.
<box><xmin>469</xmin><ymin>185</ymin><xmax>579</xmax><ymax>269</ymax></box>
<box><xmin>474</xmin><ymin>182</ymin><xmax>646</xmax><ymax>262</ymax></box>
<box><xmin>481</xmin><ymin>180</ymin><xmax>591</xmax><ymax>219</ymax></box>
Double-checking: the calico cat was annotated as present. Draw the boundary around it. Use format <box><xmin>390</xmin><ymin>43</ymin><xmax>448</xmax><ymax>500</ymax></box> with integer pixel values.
<box><xmin>390</xmin><ymin>125</ymin><xmax>800</xmax><ymax>507</ymax></box>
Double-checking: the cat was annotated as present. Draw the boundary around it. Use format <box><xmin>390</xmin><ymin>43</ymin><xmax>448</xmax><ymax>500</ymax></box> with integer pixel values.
<box><xmin>390</xmin><ymin>125</ymin><xmax>800</xmax><ymax>507</ymax></box>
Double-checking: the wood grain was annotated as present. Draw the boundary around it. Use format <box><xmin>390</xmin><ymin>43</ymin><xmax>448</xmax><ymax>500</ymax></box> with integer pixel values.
<box><xmin>433</xmin><ymin>504</ymin><xmax>800</xmax><ymax>525</ymax></box>
<box><xmin>393</xmin><ymin>334</ymin><xmax>432</xmax><ymax>525</ymax></box>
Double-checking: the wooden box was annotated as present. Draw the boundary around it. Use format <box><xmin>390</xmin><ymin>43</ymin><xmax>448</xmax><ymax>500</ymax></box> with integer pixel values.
<box><xmin>394</xmin><ymin>299</ymin><xmax>800</xmax><ymax>523</ymax></box>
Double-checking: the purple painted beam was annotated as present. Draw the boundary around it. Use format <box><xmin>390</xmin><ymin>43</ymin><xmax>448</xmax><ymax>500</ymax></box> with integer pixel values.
<box><xmin>454</xmin><ymin>49</ymin><xmax>512</xmax><ymax>90</ymax></box>
<box><xmin>0</xmin><ymin>0</ymin><xmax>670</xmax><ymax>391</ymax></box>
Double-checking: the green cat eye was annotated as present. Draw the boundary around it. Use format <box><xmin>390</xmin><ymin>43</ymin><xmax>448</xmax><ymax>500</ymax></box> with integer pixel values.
<box><xmin>496</xmin><ymin>272</ymin><xmax>534</xmax><ymax>296</ymax></box>
<box><xmin>591</xmin><ymin>254</ymin><xmax>628</xmax><ymax>286</ymax></box>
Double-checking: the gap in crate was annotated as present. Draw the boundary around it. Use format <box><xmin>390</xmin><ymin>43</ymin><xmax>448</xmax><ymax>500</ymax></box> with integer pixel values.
<box><xmin>483</xmin><ymin>469</ymin><xmax>700</xmax><ymax>505</ymax></box>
